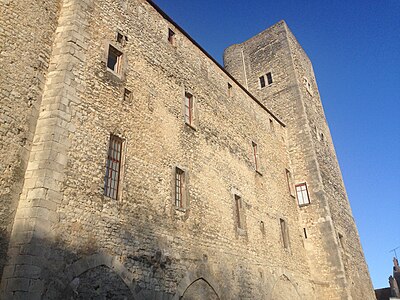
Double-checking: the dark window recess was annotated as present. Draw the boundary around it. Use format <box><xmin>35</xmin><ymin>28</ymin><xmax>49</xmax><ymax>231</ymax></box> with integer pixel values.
<box><xmin>168</xmin><ymin>28</ymin><xmax>175</xmax><ymax>45</ymax></box>
<box><xmin>175</xmin><ymin>167</ymin><xmax>184</xmax><ymax>208</ymax></box>
<box><xmin>269</xmin><ymin>119</ymin><xmax>275</xmax><ymax>133</ymax></box>
<box><xmin>235</xmin><ymin>195</ymin><xmax>242</xmax><ymax>229</ymax></box>
<box><xmin>338</xmin><ymin>233</ymin><xmax>344</xmax><ymax>248</ymax></box>
<box><xmin>259</xmin><ymin>76</ymin><xmax>266</xmax><ymax>88</ymax></box>
<box><xmin>107</xmin><ymin>45</ymin><xmax>122</xmax><ymax>74</ymax></box>
<box><xmin>123</xmin><ymin>88</ymin><xmax>131</xmax><ymax>101</ymax></box>
<box><xmin>104</xmin><ymin>135</ymin><xmax>123</xmax><ymax>199</ymax></box>
<box><xmin>280</xmin><ymin>218</ymin><xmax>289</xmax><ymax>249</ymax></box>
<box><xmin>303</xmin><ymin>228</ymin><xmax>308</xmax><ymax>239</ymax></box>
<box><xmin>260</xmin><ymin>221</ymin><xmax>265</xmax><ymax>234</ymax></box>
<box><xmin>228</xmin><ymin>83</ymin><xmax>232</xmax><ymax>97</ymax></box>
<box><xmin>116</xmin><ymin>32</ymin><xmax>124</xmax><ymax>43</ymax></box>
<box><xmin>266</xmin><ymin>72</ymin><xmax>273</xmax><ymax>84</ymax></box>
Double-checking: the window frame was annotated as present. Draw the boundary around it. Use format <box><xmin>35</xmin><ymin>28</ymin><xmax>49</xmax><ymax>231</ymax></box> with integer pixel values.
<box><xmin>280</xmin><ymin>218</ymin><xmax>290</xmax><ymax>250</ymax></box>
<box><xmin>184</xmin><ymin>92</ymin><xmax>195</xmax><ymax>128</ymax></box>
<box><xmin>174</xmin><ymin>166</ymin><xmax>188</xmax><ymax>210</ymax></box>
<box><xmin>104</xmin><ymin>134</ymin><xmax>124</xmax><ymax>200</ymax></box>
<box><xmin>107</xmin><ymin>45</ymin><xmax>123</xmax><ymax>75</ymax></box>
<box><xmin>285</xmin><ymin>169</ymin><xmax>295</xmax><ymax>197</ymax></box>
<box><xmin>295</xmin><ymin>182</ymin><xmax>311</xmax><ymax>206</ymax></box>
<box><xmin>266</xmin><ymin>72</ymin><xmax>273</xmax><ymax>85</ymax></box>
<box><xmin>259</xmin><ymin>75</ymin><xmax>266</xmax><ymax>88</ymax></box>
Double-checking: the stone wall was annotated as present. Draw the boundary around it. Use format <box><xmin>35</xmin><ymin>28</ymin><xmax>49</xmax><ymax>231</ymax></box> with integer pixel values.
<box><xmin>0</xmin><ymin>0</ymin><xmax>375</xmax><ymax>299</ymax></box>
<box><xmin>0</xmin><ymin>0</ymin><xmax>61</xmax><ymax>278</ymax></box>
<box><xmin>224</xmin><ymin>20</ymin><xmax>375</xmax><ymax>299</ymax></box>
<box><xmin>48</xmin><ymin>0</ymin><xmax>312</xmax><ymax>298</ymax></box>
<box><xmin>285</xmin><ymin>27</ymin><xmax>375</xmax><ymax>300</ymax></box>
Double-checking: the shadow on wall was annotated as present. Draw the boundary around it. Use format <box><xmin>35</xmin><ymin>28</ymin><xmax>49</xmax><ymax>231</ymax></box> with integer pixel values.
<box><xmin>0</xmin><ymin>229</ymin><xmax>9</xmax><ymax>281</ymax></box>
<box><xmin>39</xmin><ymin>222</ymin><xmax>177</xmax><ymax>299</ymax></box>
<box><xmin>0</xmin><ymin>211</ymin><xmax>224</xmax><ymax>300</ymax></box>
<box><xmin>1</xmin><ymin>215</ymin><xmax>302</xmax><ymax>299</ymax></box>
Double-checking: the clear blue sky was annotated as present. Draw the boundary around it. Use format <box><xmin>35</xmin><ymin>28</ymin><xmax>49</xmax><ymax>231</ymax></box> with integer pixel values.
<box><xmin>152</xmin><ymin>0</ymin><xmax>400</xmax><ymax>289</ymax></box>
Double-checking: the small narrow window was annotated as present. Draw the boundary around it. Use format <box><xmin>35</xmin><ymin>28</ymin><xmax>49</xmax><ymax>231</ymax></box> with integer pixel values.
<box><xmin>175</xmin><ymin>167</ymin><xmax>185</xmax><ymax>208</ymax></box>
<box><xmin>235</xmin><ymin>195</ymin><xmax>242</xmax><ymax>229</ymax></box>
<box><xmin>168</xmin><ymin>28</ymin><xmax>175</xmax><ymax>45</ymax></box>
<box><xmin>266</xmin><ymin>72</ymin><xmax>273</xmax><ymax>85</ymax></box>
<box><xmin>338</xmin><ymin>233</ymin><xmax>344</xmax><ymax>249</ymax></box>
<box><xmin>260</xmin><ymin>221</ymin><xmax>265</xmax><ymax>234</ymax></box>
<box><xmin>107</xmin><ymin>45</ymin><xmax>123</xmax><ymax>74</ymax></box>
<box><xmin>123</xmin><ymin>88</ymin><xmax>131</xmax><ymax>102</ymax></box>
<box><xmin>259</xmin><ymin>76</ymin><xmax>266</xmax><ymax>88</ymax></box>
<box><xmin>184</xmin><ymin>92</ymin><xmax>194</xmax><ymax>126</ymax></box>
<box><xmin>320</xmin><ymin>132</ymin><xmax>325</xmax><ymax>141</ymax></box>
<box><xmin>252</xmin><ymin>141</ymin><xmax>259</xmax><ymax>172</ymax></box>
<box><xmin>269</xmin><ymin>119</ymin><xmax>275</xmax><ymax>133</ymax></box>
<box><xmin>280</xmin><ymin>218</ymin><xmax>289</xmax><ymax>249</ymax></box>
<box><xmin>295</xmin><ymin>183</ymin><xmax>310</xmax><ymax>206</ymax></box>
<box><xmin>228</xmin><ymin>83</ymin><xmax>233</xmax><ymax>97</ymax></box>
<box><xmin>116</xmin><ymin>32</ymin><xmax>124</xmax><ymax>44</ymax></box>
<box><xmin>285</xmin><ymin>169</ymin><xmax>294</xmax><ymax>196</ymax></box>
<box><xmin>304</xmin><ymin>77</ymin><xmax>313</xmax><ymax>95</ymax></box>
<box><xmin>303</xmin><ymin>228</ymin><xmax>308</xmax><ymax>239</ymax></box>
<box><xmin>104</xmin><ymin>135</ymin><xmax>123</xmax><ymax>199</ymax></box>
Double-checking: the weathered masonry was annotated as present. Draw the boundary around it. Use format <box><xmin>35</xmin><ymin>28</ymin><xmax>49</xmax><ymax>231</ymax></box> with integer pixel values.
<box><xmin>0</xmin><ymin>0</ymin><xmax>375</xmax><ymax>299</ymax></box>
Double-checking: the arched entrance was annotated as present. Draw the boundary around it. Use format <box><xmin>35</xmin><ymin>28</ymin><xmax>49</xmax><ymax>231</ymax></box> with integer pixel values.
<box><xmin>181</xmin><ymin>278</ymin><xmax>219</xmax><ymax>300</ymax></box>
<box><xmin>270</xmin><ymin>275</ymin><xmax>301</xmax><ymax>300</ymax></box>
<box><xmin>65</xmin><ymin>265</ymin><xmax>134</xmax><ymax>299</ymax></box>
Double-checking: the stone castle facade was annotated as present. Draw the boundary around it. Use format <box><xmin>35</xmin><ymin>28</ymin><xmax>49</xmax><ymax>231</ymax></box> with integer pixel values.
<box><xmin>0</xmin><ymin>0</ymin><xmax>375</xmax><ymax>299</ymax></box>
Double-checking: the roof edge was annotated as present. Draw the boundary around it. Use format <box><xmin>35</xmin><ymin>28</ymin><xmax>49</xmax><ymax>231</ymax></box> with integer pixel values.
<box><xmin>145</xmin><ymin>0</ymin><xmax>285</xmax><ymax>127</ymax></box>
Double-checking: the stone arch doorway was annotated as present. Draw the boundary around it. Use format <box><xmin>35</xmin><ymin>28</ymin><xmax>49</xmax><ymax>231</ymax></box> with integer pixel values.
<box><xmin>64</xmin><ymin>265</ymin><xmax>134</xmax><ymax>299</ymax></box>
<box><xmin>42</xmin><ymin>254</ymin><xmax>136</xmax><ymax>300</ymax></box>
<box><xmin>181</xmin><ymin>278</ymin><xmax>220</xmax><ymax>300</ymax></box>
<box><xmin>269</xmin><ymin>274</ymin><xmax>301</xmax><ymax>300</ymax></box>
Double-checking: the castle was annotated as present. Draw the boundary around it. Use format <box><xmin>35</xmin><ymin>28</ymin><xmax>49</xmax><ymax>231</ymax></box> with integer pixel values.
<box><xmin>0</xmin><ymin>0</ymin><xmax>376</xmax><ymax>299</ymax></box>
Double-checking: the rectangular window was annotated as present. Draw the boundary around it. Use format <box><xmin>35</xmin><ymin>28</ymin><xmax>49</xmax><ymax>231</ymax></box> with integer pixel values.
<box><xmin>104</xmin><ymin>135</ymin><xmax>123</xmax><ymax>199</ymax></box>
<box><xmin>184</xmin><ymin>92</ymin><xmax>194</xmax><ymax>126</ymax></box>
<box><xmin>175</xmin><ymin>167</ymin><xmax>185</xmax><ymax>208</ymax></box>
<box><xmin>123</xmin><ymin>88</ymin><xmax>131</xmax><ymax>101</ymax></box>
<box><xmin>228</xmin><ymin>83</ymin><xmax>232</xmax><ymax>97</ymax></box>
<box><xmin>285</xmin><ymin>169</ymin><xmax>294</xmax><ymax>196</ymax></box>
<box><xmin>338</xmin><ymin>233</ymin><xmax>344</xmax><ymax>249</ymax></box>
<box><xmin>269</xmin><ymin>119</ymin><xmax>275</xmax><ymax>133</ymax></box>
<box><xmin>168</xmin><ymin>28</ymin><xmax>175</xmax><ymax>45</ymax></box>
<box><xmin>107</xmin><ymin>45</ymin><xmax>123</xmax><ymax>74</ymax></box>
<box><xmin>280</xmin><ymin>218</ymin><xmax>289</xmax><ymax>249</ymax></box>
<box><xmin>266</xmin><ymin>72</ymin><xmax>273</xmax><ymax>85</ymax></box>
<box><xmin>235</xmin><ymin>195</ymin><xmax>242</xmax><ymax>229</ymax></box>
<box><xmin>296</xmin><ymin>183</ymin><xmax>310</xmax><ymax>205</ymax></box>
<box><xmin>260</xmin><ymin>221</ymin><xmax>265</xmax><ymax>235</ymax></box>
<box><xmin>252</xmin><ymin>141</ymin><xmax>259</xmax><ymax>172</ymax></box>
<box><xmin>259</xmin><ymin>76</ymin><xmax>266</xmax><ymax>88</ymax></box>
<box><xmin>116</xmin><ymin>32</ymin><xmax>124</xmax><ymax>44</ymax></box>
